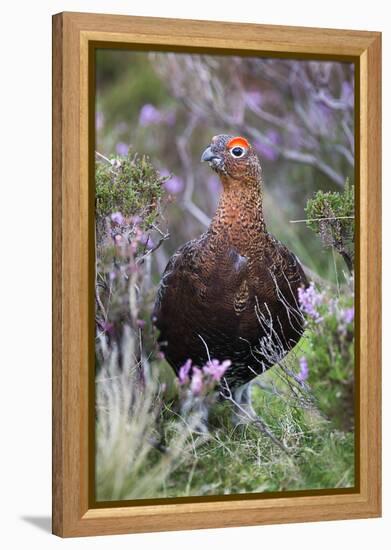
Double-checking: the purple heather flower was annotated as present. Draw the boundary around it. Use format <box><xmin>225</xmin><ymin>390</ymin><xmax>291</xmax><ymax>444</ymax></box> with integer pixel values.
<box><xmin>203</xmin><ymin>359</ymin><xmax>231</xmax><ymax>381</ymax></box>
<box><xmin>338</xmin><ymin>306</ymin><xmax>354</xmax><ymax>334</ymax></box>
<box><xmin>139</xmin><ymin>104</ymin><xmax>162</xmax><ymax>126</ymax></box>
<box><xmin>102</xmin><ymin>321</ymin><xmax>114</xmax><ymax>335</ymax></box>
<box><xmin>342</xmin><ymin>307</ymin><xmax>354</xmax><ymax>325</ymax></box>
<box><xmin>178</xmin><ymin>359</ymin><xmax>192</xmax><ymax>385</ymax></box>
<box><xmin>115</xmin><ymin>142</ymin><xmax>129</xmax><ymax>156</ymax></box>
<box><xmin>111</xmin><ymin>211</ymin><xmax>124</xmax><ymax>225</ymax></box>
<box><xmin>140</xmin><ymin>233</ymin><xmax>155</xmax><ymax>250</ymax></box>
<box><xmin>164</xmin><ymin>175</ymin><xmax>184</xmax><ymax>194</ymax></box>
<box><xmin>136</xmin><ymin>319</ymin><xmax>146</xmax><ymax>329</ymax></box>
<box><xmin>109</xmin><ymin>271</ymin><xmax>116</xmax><ymax>281</ymax></box>
<box><xmin>297</xmin><ymin>356</ymin><xmax>309</xmax><ymax>382</ymax></box>
<box><xmin>298</xmin><ymin>282</ymin><xmax>324</xmax><ymax>322</ymax></box>
<box><xmin>190</xmin><ymin>367</ymin><xmax>203</xmax><ymax>396</ymax></box>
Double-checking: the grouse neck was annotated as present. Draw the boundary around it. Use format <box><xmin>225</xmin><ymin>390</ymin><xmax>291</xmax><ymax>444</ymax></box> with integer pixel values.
<box><xmin>208</xmin><ymin>175</ymin><xmax>266</xmax><ymax>255</ymax></box>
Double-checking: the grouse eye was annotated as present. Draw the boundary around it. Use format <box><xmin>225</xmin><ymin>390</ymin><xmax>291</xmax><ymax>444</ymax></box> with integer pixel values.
<box><xmin>231</xmin><ymin>146</ymin><xmax>245</xmax><ymax>158</ymax></box>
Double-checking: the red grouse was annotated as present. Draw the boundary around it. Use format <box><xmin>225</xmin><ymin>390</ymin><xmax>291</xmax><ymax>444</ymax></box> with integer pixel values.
<box><xmin>153</xmin><ymin>135</ymin><xmax>308</xmax><ymax>397</ymax></box>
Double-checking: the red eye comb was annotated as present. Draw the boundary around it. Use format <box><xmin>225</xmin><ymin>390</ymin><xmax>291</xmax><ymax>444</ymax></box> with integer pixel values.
<box><xmin>227</xmin><ymin>136</ymin><xmax>250</xmax><ymax>149</ymax></box>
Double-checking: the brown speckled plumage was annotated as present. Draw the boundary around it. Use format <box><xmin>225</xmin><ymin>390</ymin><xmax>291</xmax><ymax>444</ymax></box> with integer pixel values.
<box><xmin>153</xmin><ymin>135</ymin><xmax>308</xmax><ymax>390</ymax></box>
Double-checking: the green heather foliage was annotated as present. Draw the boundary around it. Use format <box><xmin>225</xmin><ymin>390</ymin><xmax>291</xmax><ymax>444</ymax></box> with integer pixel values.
<box><xmin>95</xmin><ymin>152</ymin><xmax>168</xmax><ymax>241</ymax></box>
<box><xmin>305</xmin><ymin>180</ymin><xmax>355</xmax><ymax>272</ymax></box>
<box><xmin>298</xmin><ymin>283</ymin><xmax>355</xmax><ymax>431</ymax></box>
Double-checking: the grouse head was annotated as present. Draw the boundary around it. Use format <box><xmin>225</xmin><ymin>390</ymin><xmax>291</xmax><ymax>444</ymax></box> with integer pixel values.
<box><xmin>201</xmin><ymin>134</ymin><xmax>262</xmax><ymax>182</ymax></box>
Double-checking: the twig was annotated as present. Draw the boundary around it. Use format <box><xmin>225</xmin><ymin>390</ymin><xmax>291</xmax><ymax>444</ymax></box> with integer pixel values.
<box><xmin>151</xmin><ymin>223</ymin><xmax>169</xmax><ymax>238</ymax></box>
<box><xmin>95</xmin><ymin>151</ymin><xmax>112</xmax><ymax>164</ymax></box>
<box><xmin>197</xmin><ymin>334</ymin><xmax>211</xmax><ymax>362</ymax></box>
<box><xmin>136</xmin><ymin>233</ymin><xmax>170</xmax><ymax>264</ymax></box>
<box><xmin>290</xmin><ymin>216</ymin><xmax>354</xmax><ymax>224</ymax></box>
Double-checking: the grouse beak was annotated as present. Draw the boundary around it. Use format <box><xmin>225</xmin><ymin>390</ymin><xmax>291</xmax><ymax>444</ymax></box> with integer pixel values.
<box><xmin>201</xmin><ymin>147</ymin><xmax>224</xmax><ymax>173</ymax></box>
<box><xmin>201</xmin><ymin>146</ymin><xmax>220</xmax><ymax>163</ymax></box>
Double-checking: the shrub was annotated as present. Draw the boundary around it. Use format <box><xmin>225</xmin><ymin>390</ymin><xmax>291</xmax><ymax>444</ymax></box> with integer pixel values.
<box><xmin>297</xmin><ymin>282</ymin><xmax>355</xmax><ymax>430</ymax></box>
<box><xmin>95</xmin><ymin>151</ymin><xmax>168</xmax><ymax>243</ymax></box>
<box><xmin>95</xmin><ymin>152</ymin><xmax>169</xmax><ymax>352</ymax></box>
<box><xmin>305</xmin><ymin>179</ymin><xmax>354</xmax><ymax>272</ymax></box>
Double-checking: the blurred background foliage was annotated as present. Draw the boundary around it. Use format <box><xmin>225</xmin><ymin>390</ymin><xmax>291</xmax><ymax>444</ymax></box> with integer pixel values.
<box><xmin>96</xmin><ymin>49</ymin><xmax>354</xmax><ymax>282</ymax></box>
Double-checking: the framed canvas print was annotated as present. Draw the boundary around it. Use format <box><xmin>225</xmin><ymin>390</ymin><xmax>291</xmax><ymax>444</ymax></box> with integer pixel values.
<box><xmin>52</xmin><ymin>12</ymin><xmax>381</xmax><ymax>537</ymax></box>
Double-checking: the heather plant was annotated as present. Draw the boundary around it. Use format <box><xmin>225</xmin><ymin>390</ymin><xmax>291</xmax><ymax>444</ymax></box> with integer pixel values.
<box><xmin>297</xmin><ymin>281</ymin><xmax>355</xmax><ymax>430</ymax></box>
<box><xmin>177</xmin><ymin>358</ymin><xmax>231</xmax><ymax>423</ymax></box>
<box><xmin>298</xmin><ymin>183</ymin><xmax>355</xmax><ymax>429</ymax></box>
<box><xmin>95</xmin><ymin>152</ymin><xmax>169</xmax><ymax>352</ymax></box>
<box><xmin>95</xmin><ymin>151</ymin><xmax>168</xmax><ymax>243</ymax></box>
<box><xmin>305</xmin><ymin>179</ymin><xmax>354</xmax><ymax>272</ymax></box>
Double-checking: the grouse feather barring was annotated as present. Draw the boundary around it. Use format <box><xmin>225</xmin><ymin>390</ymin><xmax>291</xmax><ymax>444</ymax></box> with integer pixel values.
<box><xmin>153</xmin><ymin>134</ymin><xmax>308</xmax><ymax>391</ymax></box>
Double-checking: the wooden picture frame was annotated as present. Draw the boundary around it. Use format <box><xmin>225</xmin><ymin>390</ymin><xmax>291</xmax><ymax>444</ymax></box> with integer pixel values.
<box><xmin>52</xmin><ymin>11</ymin><xmax>381</xmax><ymax>537</ymax></box>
